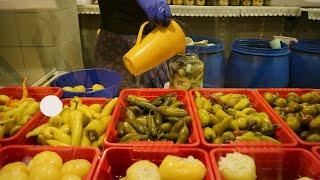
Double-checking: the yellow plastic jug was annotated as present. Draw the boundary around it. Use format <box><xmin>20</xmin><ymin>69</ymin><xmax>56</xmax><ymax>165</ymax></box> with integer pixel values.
<box><xmin>123</xmin><ymin>20</ymin><xmax>186</xmax><ymax>76</ymax></box>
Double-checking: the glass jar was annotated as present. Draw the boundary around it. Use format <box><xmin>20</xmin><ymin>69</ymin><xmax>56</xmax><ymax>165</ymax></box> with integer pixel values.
<box><xmin>167</xmin><ymin>0</ymin><xmax>172</xmax><ymax>4</ymax></box>
<box><xmin>218</xmin><ymin>0</ymin><xmax>229</xmax><ymax>6</ymax></box>
<box><xmin>207</xmin><ymin>0</ymin><xmax>217</xmax><ymax>5</ymax></box>
<box><xmin>229</xmin><ymin>0</ymin><xmax>240</xmax><ymax>5</ymax></box>
<box><xmin>184</xmin><ymin>0</ymin><xmax>195</xmax><ymax>5</ymax></box>
<box><xmin>241</xmin><ymin>0</ymin><xmax>251</xmax><ymax>6</ymax></box>
<box><xmin>252</xmin><ymin>0</ymin><xmax>263</xmax><ymax>6</ymax></box>
<box><xmin>195</xmin><ymin>0</ymin><xmax>206</xmax><ymax>5</ymax></box>
<box><xmin>263</xmin><ymin>0</ymin><xmax>271</xmax><ymax>6</ymax></box>
<box><xmin>169</xmin><ymin>54</ymin><xmax>204</xmax><ymax>90</ymax></box>
<box><xmin>172</xmin><ymin>0</ymin><xmax>184</xmax><ymax>5</ymax></box>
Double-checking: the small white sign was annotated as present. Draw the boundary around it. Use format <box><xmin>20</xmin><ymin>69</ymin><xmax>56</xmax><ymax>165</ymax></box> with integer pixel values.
<box><xmin>40</xmin><ymin>95</ymin><xmax>63</xmax><ymax>117</ymax></box>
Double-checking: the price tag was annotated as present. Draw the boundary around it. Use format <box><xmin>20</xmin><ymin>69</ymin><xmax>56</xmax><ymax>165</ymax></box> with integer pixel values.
<box><xmin>40</xmin><ymin>95</ymin><xmax>63</xmax><ymax>117</ymax></box>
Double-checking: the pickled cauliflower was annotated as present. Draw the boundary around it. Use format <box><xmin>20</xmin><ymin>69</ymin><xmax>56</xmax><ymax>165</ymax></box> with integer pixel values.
<box><xmin>218</xmin><ymin>152</ymin><xmax>256</xmax><ymax>180</ymax></box>
<box><xmin>159</xmin><ymin>155</ymin><xmax>206</xmax><ymax>180</ymax></box>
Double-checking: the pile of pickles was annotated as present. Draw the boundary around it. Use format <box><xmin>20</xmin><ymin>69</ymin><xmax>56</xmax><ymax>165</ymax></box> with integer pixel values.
<box><xmin>263</xmin><ymin>91</ymin><xmax>320</xmax><ymax>142</ymax></box>
<box><xmin>194</xmin><ymin>91</ymin><xmax>280</xmax><ymax>144</ymax></box>
<box><xmin>116</xmin><ymin>94</ymin><xmax>192</xmax><ymax>144</ymax></box>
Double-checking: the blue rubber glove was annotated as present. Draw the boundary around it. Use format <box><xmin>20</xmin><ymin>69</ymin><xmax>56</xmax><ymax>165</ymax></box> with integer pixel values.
<box><xmin>137</xmin><ymin>0</ymin><xmax>171</xmax><ymax>27</ymax></box>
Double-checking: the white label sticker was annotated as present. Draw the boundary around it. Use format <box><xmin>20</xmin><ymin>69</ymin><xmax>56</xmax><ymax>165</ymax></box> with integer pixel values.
<box><xmin>40</xmin><ymin>95</ymin><xmax>63</xmax><ymax>117</ymax></box>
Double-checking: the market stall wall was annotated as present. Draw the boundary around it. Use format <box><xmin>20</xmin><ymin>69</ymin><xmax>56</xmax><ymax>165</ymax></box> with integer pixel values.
<box><xmin>0</xmin><ymin>0</ymin><xmax>83</xmax><ymax>86</ymax></box>
<box><xmin>79</xmin><ymin>13</ymin><xmax>320</xmax><ymax>69</ymax></box>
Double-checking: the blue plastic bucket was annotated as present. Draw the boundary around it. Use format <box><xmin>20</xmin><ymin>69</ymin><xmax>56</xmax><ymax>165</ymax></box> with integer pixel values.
<box><xmin>186</xmin><ymin>36</ymin><xmax>225</xmax><ymax>88</ymax></box>
<box><xmin>226</xmin><ymin>39</ymin><xmax>290</xmax><ymax>88</ymax></box>
<box><xmin>51</xmin><ymin>68</ymin><xmax>122</xmax><ymax>98</ymax></box>
<box><xmin>290</xmin><ymin>40</ymin><xmax>320</xmax><ymax>88</ymax></box>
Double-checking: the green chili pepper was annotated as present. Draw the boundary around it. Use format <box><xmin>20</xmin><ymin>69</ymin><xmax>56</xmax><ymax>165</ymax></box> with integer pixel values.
<box><xmin>92</xmin><ymin>134</ymin><xmax>105</xmax><ymax>148</ymax></box>
<box><xmin>159</xmin><ymin>106</ymin><xmax>188</xmax><ymax>117</ymax></box>
<box><xmin>101</xmin><ymin>98</ymin><xmax>118</xmax><ymax>116</ymax></box>
<box><xmin>119</xmin><ymin>133</ymin><xmax>149</xmax><ymax>143</ymax></box>
<box><xmin>202</xmin><ymin>98</ymin><xmax>213</xmax><ymax>112</ymax></box>
<box><xmin>203</xmin><ymin>127</ymin><xmax>216</xmax><ymax>142</ymax></box>
<box><xmin>89</xmin><ymin>104</ymin><xmax>102</xmax><ymax>113</ymax></box>
<box><xmin>212</xmin><ymin>104</ymin><xmax>223</xmax><ymax>114</ymax></box>
<box><xmin>176</xmin><ymin>124</ymin><xmax>189</xmax><ymax>144</ymax></box>
<box><xmin>209</xmin><ymin>113</ymin><xmax>221</xmax><ymax>125</ymax></box>
<box><xmin>170</xmin><ymin>101</ymin><xmax>184</xmax><ymax>108</ymax></box>
<box><xmin>81</xmin><ymin>132</ymin><xmax>91</xmax><ymax>147</ymax></box>
<box><xmin>198</xmin><ymin>109</ymin><xmax>210</xmax><ymax>127</ymax></box>
<box><xmin>162</xmin><ymin>95</ymin><xmax>173</xmax><ymax>106</ymax></box>
<box><xmin>170</xmin><ymin>120</ymin><xmax>185</xmax><ymax>133</ymax></box>
<box><xmin>9</xmin><ymin>125</ymin><xmax>21</xmax><ymax>136</ymax></box>
<box><xmin>234</xmin><ymin>98</ymin><xmax>250</xmax><ymax>111</ymax></box>
<box><xmin>60</xmin><ymin>124</ymin><xmax>71</xmax><ymax>134</ymax></box>
<box><xmin>213</xmin><ymin>117</ymin><xmax>232</xmax><ymax>136</ymax></box>
<box><xmin>48</xmin><ymin>115</ymin><xmax>64</xmax><ymax>127</ymax></box>
<box><xmin>215</xmin><ymin>109</ymin><xmax>230</xmax><ymax>120</ymax></box>
<box><xmin>43</xmin><ymin>126</ymin><xmax>72</xmax><ymax>144</ymax></box>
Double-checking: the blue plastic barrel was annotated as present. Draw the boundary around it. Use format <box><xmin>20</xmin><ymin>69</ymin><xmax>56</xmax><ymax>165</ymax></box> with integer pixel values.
<box><xmin>51</xmin><ymin>68</ymin><xmax>122</xmax><ymax>98</ymax></box>
<box><xmin>186</xmin><ymin>36</ymin><xmax>225</xmax><ymax>88</ymax></box>
<box><xmin>290</xmin><ymin>40</ymin><xmax>320</xmax><ymax>88</ymax></box>
<box><xmin>226</xmin><ymin>39</ymin><xmax>290</xmax><ymax>88</ymax></box>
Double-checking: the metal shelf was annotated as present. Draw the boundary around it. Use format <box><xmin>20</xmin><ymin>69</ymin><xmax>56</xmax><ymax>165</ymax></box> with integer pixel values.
<box><xmin>77</xmin><ymin>5</ymin><xmax>303</xmax><ymax>17</ymax></box>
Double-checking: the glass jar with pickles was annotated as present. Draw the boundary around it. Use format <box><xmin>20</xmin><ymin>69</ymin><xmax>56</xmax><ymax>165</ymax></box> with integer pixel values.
<box><xmin>169</xmin><ymin>54</ymin><xmax>204</xmax><ymax>90</ymax></box>
<box><xmin>252</xmin><ymin>0</ymin><xmax>263</xmax><ymax>6</ymax></box>
<box><xmin>172</xmin><ymin>0</ymin><xmax>184</xmax><ymax>5</ymax></box>
<box><xmin>184</xmin><ymin>0</ymin><xmax>195</xmax><ymax>5</ymax></box>
<box><xmin>195</xmin><ymin>0</ymin><xmax>206</xmax><ymax>5</ymax></box>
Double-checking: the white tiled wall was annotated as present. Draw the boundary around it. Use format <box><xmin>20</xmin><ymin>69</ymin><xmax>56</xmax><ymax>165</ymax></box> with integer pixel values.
<box><xmin>0</xmin><ymin>0</ymin><xmax>83</xmax><ymax>86</ymax></box>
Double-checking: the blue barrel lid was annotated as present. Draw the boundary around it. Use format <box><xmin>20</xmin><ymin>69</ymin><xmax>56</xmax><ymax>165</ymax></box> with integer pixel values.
<box><xmin>292</xmin><ymin>40</ymin><xmax>320</xmax><ymax>54</ymax></box>
<box><xmin>186</xmin><ymin>36</ymin><xmax>224</xmax><ymax>54</ymax></box>
<box><xmin>232</xmin><ymin>39</ymin><xmax>290</xmax><ymax>57</ymax></box>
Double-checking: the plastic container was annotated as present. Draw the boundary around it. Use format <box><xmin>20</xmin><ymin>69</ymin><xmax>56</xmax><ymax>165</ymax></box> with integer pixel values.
<box><xmin>226</xmin><ymin>39</ymin><xmax>290</xmax><ymax>88</ymax></box>
<box><xmin>189</xmin><ymin>89</ymin><xmax>298</xmax><ymax>150</ymax></box>
<box><xmin>211</xmin><ymin>148</ymin><xmax>320</xmax><ymax>180</ymax></box>
<box><xmin>0</xmin><ymin>87</ymin><xmax>63</xmax><ymax>146</ymax></box>
<box><xmin>24</xmin><ymin>98</ymin><xmax>112</xmax><ymax>146</ymax></box>
<box><xmin>92</xmin><ymin>147</ymin><xmax>214</xmax><ymax>180</ymax></box>
<box><xmin>104</xmin><ymin>89</ymin><xmax>200</xmax><ymax>148</ymax></box>
<box><xmin>290</xmin><ymin>40</ymin><xmax>320</xmax><ymax>88</ymax></box>
<box><xmin>186</xmin><ymin>36</ymin><xmax>225</xmax><ymax>88</ymax></box>
<box><xmin>312</xmin><ymin>146</ymin><xmax>320</xmax><ymax>160</ymax></box>
<box><xmin>0</xmin><ymin>145</ymin><xmax>100</xmax><ymax>180</ymax></box>
<box><xmin>256</xmin><ymin>89</ymin><xmax>320</xmax><ymax>149</ymax></box>
<box><xmin>51</xmin><ymin>68</ymin><xmax>122</xmax><ymax>98</ymax></box>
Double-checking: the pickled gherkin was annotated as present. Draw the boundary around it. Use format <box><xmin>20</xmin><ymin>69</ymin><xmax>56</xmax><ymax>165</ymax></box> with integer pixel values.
<box><xmin>169</xmin><ymin>54</ymin><xmax>204</xmax><ymax>90</ymax></box>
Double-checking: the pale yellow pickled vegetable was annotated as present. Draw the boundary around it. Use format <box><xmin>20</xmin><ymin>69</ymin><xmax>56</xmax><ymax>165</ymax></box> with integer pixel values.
<box><xmin>92</xmin><ymin>84</ymin><xmax>105</xmax><ymax>91</ymax></box>
<box><xmin>61</xmin><ymin>174</ymin><xmax>82</xmax><ymax>180</ymax></box>
<box><xmin>63</xmin><ymin>86</ymin><xmax>74</xmax><ymax>92</ymax></box>
<box><xmin>28</xmin><ymin>151</ymin><xmax>63</xmax><ymax>170</ymax></box>
<box><xmin>61</xmin><ymin>159</ymin><xmax>91</xmax><ymax>177</ymax></box>
<box><xmin>29</xmin><ymin>164</ymin><xmax>61</xmax><ymax>180</ymax></box>
<box><xmin>73</xmin><ymin>85</ymin><xmax>86</xmax><ymax>92</ymax></box>
<box><xmin>159</xmin><ymin>155</ymin><xmax>206</xmax><ymax>180</ymax></box>
<box><xmin>0</xmin><ymin>162</ymin><xmax>28</xmax><ymax>180</ymax></box>
<box><xmin>218</xmin><ymin>152</ymin><xmax>256</xmax><ymax>180</ymax></box>
<box><xmin>126</xmin><ymin>160</ymin><xmax>161</xmax><ymax>180</ymax></box>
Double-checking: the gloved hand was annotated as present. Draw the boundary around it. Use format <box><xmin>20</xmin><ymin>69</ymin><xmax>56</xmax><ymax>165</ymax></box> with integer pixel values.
<box><xmin>137</xmin><ymin>0</ymin><xmax>171</xmax><ymax>27</ymax></box>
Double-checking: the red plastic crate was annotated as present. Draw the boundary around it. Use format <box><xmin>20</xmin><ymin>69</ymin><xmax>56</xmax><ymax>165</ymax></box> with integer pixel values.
<box><xmin>0</xmin><ymin>87</ymin><xmax>63</xmax><ymax>146</ymax></box>
<box><xmin>24</xmin><ymin>98</ymin><xmax>112</xmax><ymax>146</ymax></box>
<box><xmin>312</xmin><ymin>146</ymin><xmax>320</xmax><ymax>160</ymax></box>
<box><xmin>210</xmin><ymin>148</ymin><xmax>320</xmax><ymax>180</ymax></box>
<box><xmin>256</xmin><ymin>89</ymin><xmax>320</xmax><ymax>148</ymax></box>
<box><xmin>0</xmin><ymin>145</ymin><xmax>100</xmax><ymax>180</ymax></box>
<box><xmin>189</xmin><ymin>89</ymin><xmax>297</xmax><ymax>149</ymax></box>
<box><xmin>93</xmin><ymin>147</ymin><xmax>214</xmax><ymax>180</ymax></box>
<box><xmin>104</xmin><ymin>89</ymin><xmax>200</xmax><ymax>148</ymax></box>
